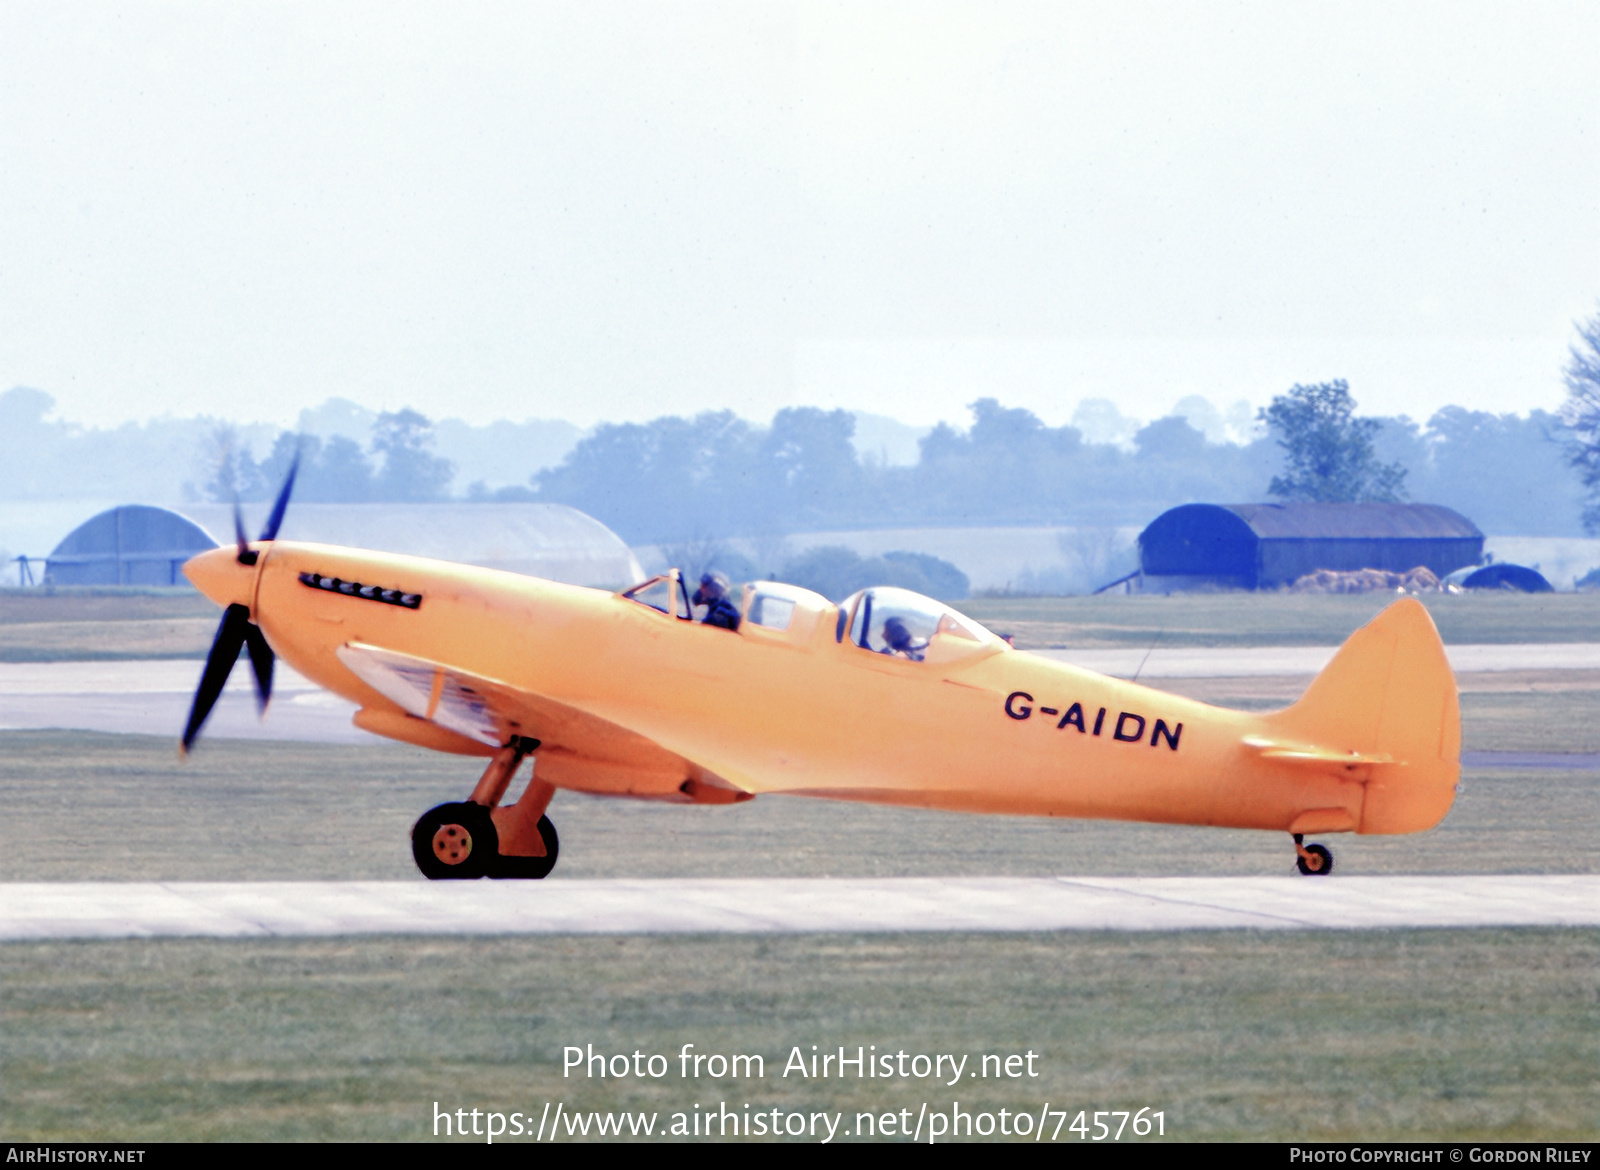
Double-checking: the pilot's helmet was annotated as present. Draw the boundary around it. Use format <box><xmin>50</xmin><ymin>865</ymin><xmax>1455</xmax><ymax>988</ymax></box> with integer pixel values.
<box><xmin>883</xmin><ymin>616</ymin><xmax>913</xmax><ymax>650</ymax></box>
<box><xmin>693</xmin><ymin>570</ymin><xmax>731</xmax><ymax>606</ymax></box>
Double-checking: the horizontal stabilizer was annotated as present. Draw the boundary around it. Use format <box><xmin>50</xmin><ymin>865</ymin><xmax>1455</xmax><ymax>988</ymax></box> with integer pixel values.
<box><xmin>1241</xmin><ymin>735</ymin><xmax>1394</xmax><ymax>768</ymax></box>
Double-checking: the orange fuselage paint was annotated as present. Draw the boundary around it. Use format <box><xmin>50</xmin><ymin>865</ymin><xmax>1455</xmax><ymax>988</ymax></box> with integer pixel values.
<box><xmin>188</xmin><ymin>540</ymin><xmax>1460</xmax><ymax>836</ymax></box>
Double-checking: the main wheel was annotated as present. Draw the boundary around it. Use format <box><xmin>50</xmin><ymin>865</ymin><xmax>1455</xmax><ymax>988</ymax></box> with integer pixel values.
<box><xmin>412</xmin><ymin>802</ymin><xmax>498</xmax><ymax>880</ymax></box>
<box><xmin>488</xmin><ymin>815</ymin><xmax>560</xmax><ymax>879</ymax></box>
<box><xmin>1295</xmin><ymin>842</ymin><xmax>1334</xmax><ymax>876</ymax></box>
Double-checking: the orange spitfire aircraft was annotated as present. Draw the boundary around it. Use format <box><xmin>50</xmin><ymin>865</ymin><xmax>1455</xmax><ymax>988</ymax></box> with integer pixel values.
<box><xmin>181</xmin><ymin>470</ymin><xmax>1460</xmax><ymax>880</ymax></box>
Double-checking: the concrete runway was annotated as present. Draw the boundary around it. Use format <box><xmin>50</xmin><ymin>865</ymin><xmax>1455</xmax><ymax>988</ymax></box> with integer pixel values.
<box><xmin>2</xmin><ymin>644</ymin><xmax>1598</xmax><ymax>746</ymax></box>
<box><xmin>0</xmin><ymin>659</ymin><xmax>374</xmax><ymax>743</ymax></box>
<box><xmin>3</xmin><ymin>876</ymin><xmax>1596</xmax><ymax>940</ymax></box>
<box><xmin>1037</xmin><ymin>642</ymin><xmax>1600</xmax><ymax>677</ymax></box>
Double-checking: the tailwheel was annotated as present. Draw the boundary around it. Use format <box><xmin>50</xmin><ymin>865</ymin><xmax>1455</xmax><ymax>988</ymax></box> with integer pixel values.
<box><xmin>412</xmin><ymin>801</ymin><xmax>498</xmax><ymax>880</ymax></box>
<box><xmin>1292</xmin><ymin>833</ymin><xmax>1334</xmax><ymax>877</ymax></box>
<box><xmin>488</xmin><ymin>815</ymin><xmax>560</xmax><ymax>880</ymax></box>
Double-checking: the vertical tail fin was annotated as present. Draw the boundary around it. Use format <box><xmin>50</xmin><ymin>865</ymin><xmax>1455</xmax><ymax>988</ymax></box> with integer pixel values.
<box><xmin>1263</xmin><ymin>598</ymin><xmax>1460</xmax><ymax>834</ymax></box>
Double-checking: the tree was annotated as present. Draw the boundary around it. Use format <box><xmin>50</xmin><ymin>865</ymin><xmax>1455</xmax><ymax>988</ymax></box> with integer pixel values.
<box><xmin>1417</xmin><ymin>406</ymin><xmax>1580</xmax><ymax>536</ymax></box>
<box><xmin>911</xmin><ymin>398</ymin><xmax>1083</xmax><ymax>524</ymax></box>
<box><xmin>258</xmin><ymin>432</ymin><xmax>376</xmax><ymax>502</ymax></box>
<box><xmin>759</xmin><ymin>407</ymin><xmax>861</xmax><ymax>527</ymax></box>
<box><xmin>0</xmin><ymin>387</ymin><xmax>64</xmax><ymax>500</ymax></box>
<box><xmin>1133</xmin><ymin>416</ymin><xmax>1207</xmax><ymax>461</ymax></box>
<box><xmin>203</xmin><ymin>425</ymin><xmax>267</xmax><ymax>502</ymax></box>
<box><xmin>315</xmin><ymin>435</ymin><xmax>378</xmax><ymax>502</ymax></box>
<box><xmin>1258</xmin><ymin>380</ymin><xmax>1407</xmax><ymax>503</ymax></box>
<box><xmin>1561</xmin><ymin>306</ymin><xmax>1600</xmax><ymax>532</ymax></box>
<box><xmin>533</xmin><ymin>411</ymin><xmax>763</xmax><ymax>542</ymax></box>
<box><xmin>371</xmin><ymin>410</ymin><xmax>455</xmax><ymax>502</ymax></box>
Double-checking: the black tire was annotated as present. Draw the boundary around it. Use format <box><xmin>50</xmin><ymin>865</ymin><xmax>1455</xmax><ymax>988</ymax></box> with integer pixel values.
<box><xmin>411</xmin><ymin>801</ymin><xmax>498</xmax><ymax>880</ymax></box>
<box><xmin>1295</xmin><ymin>842</ymin><xmax>1334</xmax><ymax>876</ymax></box>
<box><xmin>488</xmin><ymin>815</ymin><xmax>560</xmax><ymax>880</ymax></box>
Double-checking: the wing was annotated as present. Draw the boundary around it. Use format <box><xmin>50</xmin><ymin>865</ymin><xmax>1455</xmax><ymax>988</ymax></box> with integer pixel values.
<box><xmin>337</xmin><ymin>641</ymin><xmax>750</xmax><ymax>803</ymax></box>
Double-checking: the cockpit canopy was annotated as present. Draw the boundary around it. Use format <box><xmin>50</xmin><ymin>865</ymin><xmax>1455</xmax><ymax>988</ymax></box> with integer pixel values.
<box><xmin>741</xmin><ymin>580</ymin><xmax>809</xmax><ymax>631</ymax></box>
<box><xmin>838</xmin><ymin>586</ymin><xmax>1001</xmax><ymax>664</ymax></box>
<box><xmin>622</xmin><ymin>573</ymin><xmax>1002</xmax><ymax>664</ymax></box>
<box><xmin>623</xmin><ymin>573</ymin><xmax>831</xmax><ymax>640</ymax></box>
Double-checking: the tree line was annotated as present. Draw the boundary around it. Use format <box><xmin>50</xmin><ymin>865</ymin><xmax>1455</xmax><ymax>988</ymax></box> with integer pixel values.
<box><xmin>533</xmin><ymin>388</ymin><xmax>1585</xmax><ymax>543</ymax></box>
<box><xmin>195</xmin><ymin>385</ymin><xmax>1587</xmax><ymax>544</ymax></box>
<box><xmin>208</xmin><ymin>409</ymin><xmax>456</xmax><ymax>504</ymax></box>
<box><xmin>4</xmin><ymin>312</ymin><xmax>1597</xmax><ymax>543</ymax></box>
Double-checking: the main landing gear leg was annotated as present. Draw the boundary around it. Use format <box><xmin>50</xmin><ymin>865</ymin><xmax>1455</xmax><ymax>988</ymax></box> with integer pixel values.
<box><xmin>1292</xmin><ymin>832</ymin><xmax>1334</xmax><ymax>877</ymax></box>
<box><xmin>488</xmin><ymin>774</ymin><xmax>559</xmax><ymax>880</ymax></box>
<box><xmin>410</xmin><ymin>735</ymin><xmax>559</xmax><ymax>880</ymax></box>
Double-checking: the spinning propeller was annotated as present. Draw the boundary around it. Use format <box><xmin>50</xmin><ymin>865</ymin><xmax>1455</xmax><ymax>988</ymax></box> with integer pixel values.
<box><xmin>180</xmin><ymin>457</ymin><xmax>298</xmax><ymax>754</ymax></box>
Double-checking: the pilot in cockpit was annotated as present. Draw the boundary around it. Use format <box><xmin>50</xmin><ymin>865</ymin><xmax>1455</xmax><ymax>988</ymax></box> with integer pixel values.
<box><xmin>881</xmin><ymin>616</ymin><xmax>928</xmax><ymax>661</ymax></box>
<box><xmin>692</xmin><ymin>571</ymin><xmax>742</xmax><ymax>631</ymax></box>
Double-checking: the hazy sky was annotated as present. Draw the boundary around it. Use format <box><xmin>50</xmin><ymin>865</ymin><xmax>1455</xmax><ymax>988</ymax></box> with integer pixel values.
<box><xmin>2</xmin><ymin>1</ymin><xmax>1596</xmax><ymax>431</ymax></box>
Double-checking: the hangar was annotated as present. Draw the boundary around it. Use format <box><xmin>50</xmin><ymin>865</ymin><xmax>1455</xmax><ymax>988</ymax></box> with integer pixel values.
<box><xmin>45</xmin><ymin>505</ymin><xmax>218</xmax><ymax>586</ymax></box>
<box><xmin>1137</xmin><ymin>502</ymin><xmax>1484</xmax><ymax>591</ymax></box>
<box><xmin>46</xmin><ymin>503</ymin><xmax>643</xmax><ymax>591</ymax></box>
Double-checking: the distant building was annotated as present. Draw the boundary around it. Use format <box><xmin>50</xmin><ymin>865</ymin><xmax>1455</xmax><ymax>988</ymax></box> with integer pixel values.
<box><xmin>46</xmin><ymin>502</ymin><xmax>644</xmax><ymax>590</ymax></box>
<box><xmin>1453</xmin><ymin>562</ymin><xmax>1554</xmax><ymax>593</ymax></box>
<box><xmin>1136</xmin><ymin>502</ymin><xmax>1484</xmax><ymax>591</ymax></box>
<box><xmin>45</xmin><ymin>505</ymin><xmax>218</xmax><ymax>586</ymax></box>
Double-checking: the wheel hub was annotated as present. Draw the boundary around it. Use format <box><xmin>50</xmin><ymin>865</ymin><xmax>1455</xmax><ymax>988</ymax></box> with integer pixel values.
<box><xmin>431</xmin><ymin>823</ymin><xmax>474</xmax><ymax>866</ymax></box>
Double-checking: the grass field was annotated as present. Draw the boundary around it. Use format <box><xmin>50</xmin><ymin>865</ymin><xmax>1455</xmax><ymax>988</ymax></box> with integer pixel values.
<box><xmin>3</xmin><ymin>930</ymin><xmax>1594</xmax><ymax>1142</ymax></box>
<box><xmin>0</xmin><ymin>729</ymin><xmax>1595</xmax><ymax>882</ymax></box>
<box><xmin>0</xmin><ymin>589</ymin><xmax>217</xmax><ymax>662</ymax></box>
<box><xmin>958</xmin><ymin>590</ymin><xmax>1600</xmax><ymax>649</ymax></box>
<box><xmin>1</xmin><ymin>728</ymin><xmax>1597</xmax><ymax>1140</ymax></box>
<box><xmin>1</xmin><ymin>588</ymin><xmax>1596</xmax><ymax>661</ymax></box>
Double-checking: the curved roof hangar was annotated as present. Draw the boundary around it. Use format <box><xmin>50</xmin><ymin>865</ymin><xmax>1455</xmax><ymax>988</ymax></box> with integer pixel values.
<box><xmin>46</xmin><ymin>502</ymin><xmax>643</xmax><ymax>591</ymax></box>
<box><xmin>45</xmin><ymin>505</ymin><xmax>218</xmax><ymax>586</ymax></box>
<box><xmin>1138</xmin><ymin>502</ymin><xmax>1484</xmax><ymax>590</ymax></box>
<box><xmin>176</xmin><ymin>502</ymin><xmax>644</xmax><ymax>590</ymax></box>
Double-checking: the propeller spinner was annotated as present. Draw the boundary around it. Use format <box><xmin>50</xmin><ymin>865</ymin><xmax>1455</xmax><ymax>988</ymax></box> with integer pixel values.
<box><xmin>180</xmin><ymin>456</ymin><xmax>298</xmax><ymax>754</ymax></box>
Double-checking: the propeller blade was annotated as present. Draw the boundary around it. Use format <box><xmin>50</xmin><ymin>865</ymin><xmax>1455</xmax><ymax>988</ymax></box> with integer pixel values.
<box><xmin>180</xmin><ymin>604</ymin><xmax>251</xmax><ymax>753</ymax></box>
<box><xmin>258</xmin><ymin>452</ymin><xmax>299</xmax><ymax>543</ymax></box>
<box><xmin>233</xmin><ymin>500</ymin><xmax>249</xmax><ymax>563</ymax></box>
<box><xmin>244</xmin><ymin>622</ymin><xmax>275</xmax><ymax>715</ymax></box>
